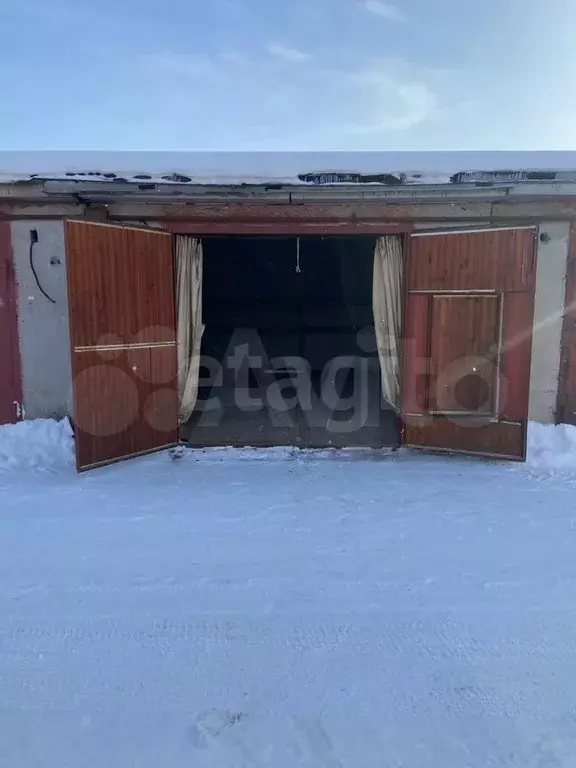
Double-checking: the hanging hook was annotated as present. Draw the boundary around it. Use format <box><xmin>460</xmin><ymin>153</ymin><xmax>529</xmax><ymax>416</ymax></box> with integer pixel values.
<box><xmin>295</xmin><ymin>237</ymin><xmax>302</xmax><ymax>273</ymax></box>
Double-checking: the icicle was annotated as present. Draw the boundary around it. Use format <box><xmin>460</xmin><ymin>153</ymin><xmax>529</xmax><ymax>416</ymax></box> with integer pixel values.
<box><xmin>295</xmin><ymin>237</ymin><xmax>302</xmax><ymax>273</ymax></box>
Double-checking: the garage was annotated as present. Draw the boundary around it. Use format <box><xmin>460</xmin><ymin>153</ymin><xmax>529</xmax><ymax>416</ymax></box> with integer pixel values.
<box><xmin>60</xmin><ymin>215</ymin><xmax>537</xmax><ymax>471</ymax></box>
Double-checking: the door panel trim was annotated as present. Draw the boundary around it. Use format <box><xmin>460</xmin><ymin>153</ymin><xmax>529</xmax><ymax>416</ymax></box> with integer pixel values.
<box><xmin>404</xmin><ymin>416</ymin><xmax>526</xmax><ymax>462</ymax></box>
<box><xmin>69</xmin><ymin>220</ymin><xmax>171</xmax><ymax>236</ymax></box>
<box><xmin>411</xmin><ymin>226</ymin><xmax>535</xmax><ymax>237</ymax></box>
<box><xmin>78</xmin><ymin>443</ymin><xmax>178</xmax><ymax>472</ymax></box>
<box><xmin>74</xmin><ymin>342</ymin><xmax>177</xmax><ymax>353</ymax></box>
<box><xmin>408</xmin><ymin>289</ymin><xmax>499</xmax><ymax>295</ymax></box>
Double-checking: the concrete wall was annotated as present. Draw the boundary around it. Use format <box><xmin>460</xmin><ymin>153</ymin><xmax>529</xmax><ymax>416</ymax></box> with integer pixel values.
<box><xmin>10</xmin><ymin>221</ymin><xmax>73</xmax><ymax>419</ymax></box>
<box><xmin>528</xmin><ymin>222</ymin><xmax>570</xmax><ymax>423</ymax></box>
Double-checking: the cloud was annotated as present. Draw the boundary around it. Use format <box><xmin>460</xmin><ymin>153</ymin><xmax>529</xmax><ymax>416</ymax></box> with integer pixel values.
<box><xmin>336</xmin><ymin>63</ymin><xmax>439</xmax><ymax>134</ymax></box>
<box><xmin>266</xmin><ymin>43</ymin><xmax>311</xmax><ymax>63</ymax></box>
<box><xmin>362</xmin><ymin>0</ymin><xmax>406</xmax><ymax>22</ymax></box>
<box><xmin>134</xmin><ymin>48</ymin><xmax>453</xmax><ymax>149</ymax></box>
<box><xmin>356</xmin><ymin>83</ymin><xmax>437</xmax><ymax>132</ymax></box>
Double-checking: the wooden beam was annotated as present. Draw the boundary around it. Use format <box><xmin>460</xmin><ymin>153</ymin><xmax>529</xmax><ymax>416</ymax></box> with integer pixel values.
<box><xmin>106</xmin><ymin>200</ymin><xmax>493</xmax><ymax>222</ymax></box>
<box><xmin>492</xmin><ymin>199</ymin><xmax>576</xmax><ymax>220</ymax></box>
<box><xmin>0</xmin><ymin>184</ymin><xmax>52</xmax><ymax>200</ymax></box>
<box><xmin>0</xmin><ymin>203</ymin><xmax>87</xmax><ymax>219</ymax></box>
<box><xmin>163</xmin><ymin>221</ymin><xmax>412</xmax><ymax>235</ymax></box>
<box><xmin>4</xmin><ymin>197</ymin><xmax>576</xmax><ymax>222</ymax></box>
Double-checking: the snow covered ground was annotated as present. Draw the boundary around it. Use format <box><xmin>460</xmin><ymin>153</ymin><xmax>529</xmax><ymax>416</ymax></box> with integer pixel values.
<box><xmin>2</xmin><ymin>420</ymin><xmax>576</xmax><ymax>767</ymax></box>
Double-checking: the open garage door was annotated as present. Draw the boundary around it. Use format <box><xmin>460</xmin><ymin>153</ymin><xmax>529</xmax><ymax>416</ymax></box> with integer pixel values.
<box><xmin>65</xmin><ymin>221</ymin><xmax>178</xmax><ymax>471</ymax></box>
<box><xmin>402</xmin><ymin>227</ymin><xmax>538</xmax><ymax>461</ymax></box>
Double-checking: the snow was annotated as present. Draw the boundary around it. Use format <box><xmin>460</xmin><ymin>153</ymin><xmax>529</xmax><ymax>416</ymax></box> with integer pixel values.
<box><xmin>3</xmin><ymin>149</ymin><xmax>576</xmax><ymax>186</ymax></box>
<box><xmin>0</xmin><ymin>417</ymin><xmax>74</xmax><ymax>471</ymax></box>
<box><xmin>2</xmin><ymin>419</ymin><xmax>576</xmax><ymax>766</ymax></box>
<box><xmin>1</xmin><ymin>417</ymin><xmax>573</xmax><ymax>476</ymax></box>
<box><xmin>526</xmin><ymin>421</ymin><xmax>576</xmax><ymax>473</ymax></box>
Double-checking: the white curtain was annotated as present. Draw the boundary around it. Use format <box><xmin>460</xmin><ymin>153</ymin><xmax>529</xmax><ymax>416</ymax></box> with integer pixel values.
<box><xmin>177</xmin><ymin>236</ymin><xmax>204</xmax><ymax>423</ymax></box>
<box><xmin>373</xmin><ymin>235</ymin><xmax>404</xmax><ymax>411</ymax></box>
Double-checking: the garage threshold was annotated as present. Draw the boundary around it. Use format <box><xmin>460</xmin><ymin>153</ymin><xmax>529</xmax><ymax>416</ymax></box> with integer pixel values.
<box><xmin>170</xmin><ymin>444</ymin><xmax>400</xmax><ymax>463</ymax></box>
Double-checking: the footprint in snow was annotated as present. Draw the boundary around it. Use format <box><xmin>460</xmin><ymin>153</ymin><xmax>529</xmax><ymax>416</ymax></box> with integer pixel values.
<box><xmin>187</xmin><ymin>708</ymin><xmax>246</xmax><ymax>749</ymax></box>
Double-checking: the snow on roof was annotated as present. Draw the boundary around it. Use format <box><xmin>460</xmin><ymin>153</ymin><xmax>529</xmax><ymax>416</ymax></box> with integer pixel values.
<box><xmin>2</xmin><ymin>150</ymin><xmax>576</xmax><ymax>186</ymax></box>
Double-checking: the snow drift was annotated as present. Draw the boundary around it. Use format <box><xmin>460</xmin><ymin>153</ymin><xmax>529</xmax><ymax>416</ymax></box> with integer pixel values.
<box><xmin>0</xmin><ymin>418</ymin><xmax>74</xmax><ymax>471</ymax></box>
<box><xmin>0</xmin><ymin>418</ymin><xmax>575</xmax><ymax>473</ymax></box>
<box><xmin>525</xmin><ymin>422</ymin><xmax>576</xmax><ymax>473</ymax></box>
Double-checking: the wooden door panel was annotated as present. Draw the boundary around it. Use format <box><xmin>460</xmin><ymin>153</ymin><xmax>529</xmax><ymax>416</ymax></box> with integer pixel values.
<box><xmin>429</xmin><ymin>295</ymin><xmax>500</xmax><ymax>414</ymax></box>
<box><xmin>402</xmin><ymin>293</ymin><xmax>431</xmax><ymax>415</ymax></box>
<box><xmin>66</xmin><ymin>221</ymin><xmax>178</xmax><ymax>471</ymax></box>
<box><xmin>66</xmin><ymin>222</ymin><xmax>175</xmax><ymax>347</ymax></box>
<box><xmin>408</xmin><ymin>228</ymin><xmax>536</xmax><ymax>293</ymax></box>
<box><xmin>404</xmin><ymin>417</ymin><xmax>524</xmax><ymax>460</ymax></box>
<box><xmin>72</xmin><ymin>349</ymin><xmax>178</xmax><ymax>470</ymax></box>
<box><xmin>557</xmin><ymin>227</ymin><xmax>576</xmax><ymax>425</ymax></box>
<box><xmin>402</xmin><ymin>227</ymin><xmax>537</xmax><ymax>461</ymax></box>
<box><xmin>499</xmin><ymin>292</ymin><xmax>535</xmax><ymax>422</ymax></box>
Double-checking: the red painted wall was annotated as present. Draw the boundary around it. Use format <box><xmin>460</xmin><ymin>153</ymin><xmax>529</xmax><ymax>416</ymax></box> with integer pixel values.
<box><xmin>0</xmin><ymin>222</ymin><xmax>22</xmax><ymax>424</ymax></box>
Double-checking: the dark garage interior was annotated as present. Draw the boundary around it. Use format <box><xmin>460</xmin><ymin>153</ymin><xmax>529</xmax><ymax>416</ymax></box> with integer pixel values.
<box><xmin>182</xmin><ymin>236</ymin><xmax>399</xmax><ymax>447</ymax></box>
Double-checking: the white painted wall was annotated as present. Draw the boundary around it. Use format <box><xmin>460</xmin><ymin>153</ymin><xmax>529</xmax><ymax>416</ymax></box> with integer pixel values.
<box><xmin>10</xmin><ymin>221</ymin><xmax>73</xmax><ymax>419</ymax></box>
<box><xmin>529</xmin><ymin>222</ymin><xmax>570</xmax><ymax>423</ymax></box>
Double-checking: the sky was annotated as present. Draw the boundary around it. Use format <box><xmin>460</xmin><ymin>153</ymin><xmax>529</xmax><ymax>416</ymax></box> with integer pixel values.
<box><xmin>2</xmin><ymin>0</ymin><xmax>576</xmax><ymax>151</ymax></box>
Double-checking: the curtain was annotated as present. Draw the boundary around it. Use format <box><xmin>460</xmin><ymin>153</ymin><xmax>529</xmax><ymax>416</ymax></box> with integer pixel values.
<box><xmin>176</xmin><ymin>236</ymin><xmax>204</xmax><ymax>423</ymax></box>
<box><xmin>373</xmin><ymin>235</ymin><xmax>404</xmax><ymax>411</ymax></box>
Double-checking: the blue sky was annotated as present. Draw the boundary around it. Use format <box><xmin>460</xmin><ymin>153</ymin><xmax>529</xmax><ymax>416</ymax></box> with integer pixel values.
<box><xmin>2</xmin><ymin>0</ymin><xmax>575</xmax><ymax>150</ymax></box>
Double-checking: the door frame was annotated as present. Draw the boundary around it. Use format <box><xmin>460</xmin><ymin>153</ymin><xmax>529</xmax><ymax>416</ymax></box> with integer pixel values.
<box><xmin>171</xmin><ymin>221</ymin><xmax>412</xmax><ymax>449</ymax></box>
<box><xmin>0</xmin><ymin>222</ymin><xmax>23</xmax><ymax>424</ymax></box>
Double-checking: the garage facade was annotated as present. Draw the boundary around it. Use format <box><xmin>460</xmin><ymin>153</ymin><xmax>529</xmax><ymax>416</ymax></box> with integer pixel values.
<box><xmin>1</xmin><ymin>162</ymin><xmax>575</xmax><ymax>470</ymax></box>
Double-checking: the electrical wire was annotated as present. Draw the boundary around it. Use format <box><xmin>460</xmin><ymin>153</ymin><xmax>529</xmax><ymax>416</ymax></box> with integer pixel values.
<box><xmin>29</xmin><ymin>240</ymin><xmax>56</xmax><ymax>304</ymax></box>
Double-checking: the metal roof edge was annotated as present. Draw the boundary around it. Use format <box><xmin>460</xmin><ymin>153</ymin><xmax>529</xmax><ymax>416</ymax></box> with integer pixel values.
<box><xmin>4</xmin><ymin>177</ymin><xmax>576</xmax><ymax>206</ymax></box>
